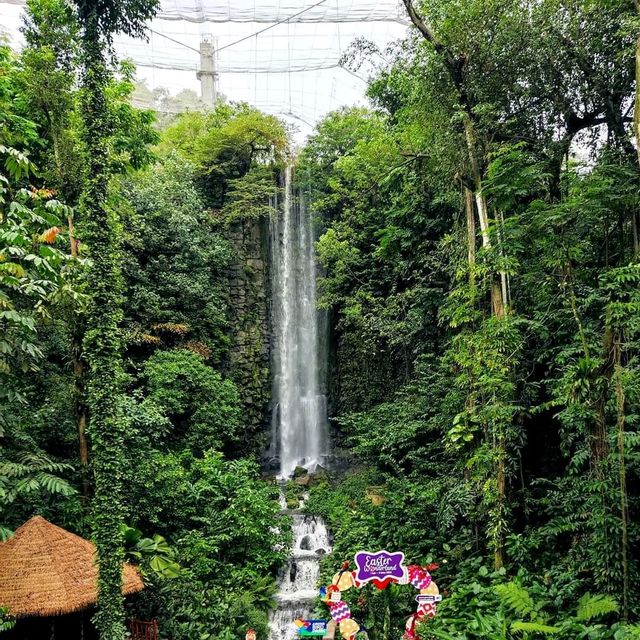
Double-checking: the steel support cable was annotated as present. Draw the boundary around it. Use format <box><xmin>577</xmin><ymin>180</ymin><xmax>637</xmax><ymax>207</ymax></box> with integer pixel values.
<box><xmin>130</xmin><ymin>59</ymin><xmax>364</xmax><ymax>73</ymax></box>
<box><xmin>146</xmin><ymin>0</ymin><xmax>328</xmax><ymax>57</ymax></box>
<box><xmin>215</xmin><ymin>0</ymin><xmax>328</xmax><ymax>53</ymax></box>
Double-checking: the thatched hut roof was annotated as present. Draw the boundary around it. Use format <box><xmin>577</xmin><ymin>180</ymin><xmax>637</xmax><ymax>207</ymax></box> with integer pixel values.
<box><xmin>0</xmin><ymin>516</ymin><xmax>144</xmax><ymax>618</ymax></box>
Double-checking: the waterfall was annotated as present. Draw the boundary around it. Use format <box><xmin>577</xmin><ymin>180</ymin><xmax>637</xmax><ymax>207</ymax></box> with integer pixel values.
<box><xmin>267</xmin><ymin>165</ymin><xmax>331</xmax><ymax>639</ymax></box>
<box><xmin>270</xmin><ymin>164</ymin><xmax>328</xmax><ymax>479</ymax></box>
<box><xmin>268</xmin><ymin>493</ymin><xmax>331</xmax><ymax>640</ymax></box>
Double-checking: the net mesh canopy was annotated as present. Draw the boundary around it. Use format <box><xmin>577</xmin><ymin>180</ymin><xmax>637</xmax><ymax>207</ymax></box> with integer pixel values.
<box><xmin>155</xmin><ymin>0</ymin><xmax>406</xmax><ymax>23</ymax></box>
<box><xmin>0</xmin><ymin>0</ymin><xmax>407</xmax><ymax>136</ymax></box>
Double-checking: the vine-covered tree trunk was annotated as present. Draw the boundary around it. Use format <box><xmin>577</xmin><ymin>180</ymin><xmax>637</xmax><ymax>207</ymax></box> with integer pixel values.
<box><xmin>72</xmin><ymin>318</ymin><xmax>90</xmax><ymax>503</ymax></box>
<box><xmin>66</xmin><ymin>213</ymin><xmax>90</xmax><ymax>503</ymax></box>
<box><xmin>464</xmin><ymin>186</ymin><xmax>476</xmax><ymax>291</ymax></box>
<box><xmin>613</xmin><ymin>340</ymin><xmax>629</xmax><ymax>621</ymax></box>
<box><xmin>78</xmin><ymin>13</ymin><xmax>127</xmax><ymax>640</ymax></box>
<box><xmin>635</xmin><ymin>0</ymin><xmax>640</xmax><ymax>167</ymax></box>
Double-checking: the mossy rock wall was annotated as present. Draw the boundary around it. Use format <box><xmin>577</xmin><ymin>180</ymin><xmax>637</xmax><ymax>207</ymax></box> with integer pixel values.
<box><xmin>225</xmin><ymin>216</ymin><xmax>271</xmax><ymax>445</ymax></box>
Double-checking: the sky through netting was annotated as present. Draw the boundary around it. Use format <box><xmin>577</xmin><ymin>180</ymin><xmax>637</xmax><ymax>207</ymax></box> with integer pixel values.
<box><xmin>0</xmin><ymin>0</ymin><xmax>407</xmax><ymax>136</ymax></box>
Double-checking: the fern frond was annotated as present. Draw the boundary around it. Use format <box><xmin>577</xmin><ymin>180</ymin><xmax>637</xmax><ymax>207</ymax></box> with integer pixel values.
<box><xmin>511</xmin><ymin>622</ymin><xmax>560</xmax><ymax>635</ymax></box>
<box><xmin>15</xmin><ymin>451</ymin><xmax>50</xmax><ymax>466</ymax></box>
<box><xmin>34</xmin><ymin>472</ymin><xmax>76</xmax><ymax>496</ymax></box>
<box><xmin>0</xmin><ymin>461</ymin><xmax>28</xmax><ymax>477</ymax></box>
<box><xmin>575</xmin><ymin>594</ymin><xmax>618</xmax><ymax>622</ymax></box>
<box><xmin>495</xmin><ymin>582</ymin><xmax>536</xmax><ymax>619</ymax></box>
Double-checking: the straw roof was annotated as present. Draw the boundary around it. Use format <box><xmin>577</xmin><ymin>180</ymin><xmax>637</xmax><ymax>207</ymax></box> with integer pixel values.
<box><xmin>0</xmin><ymin>516</ymin><xmax>144</xmax><ymax>618</ymax></box>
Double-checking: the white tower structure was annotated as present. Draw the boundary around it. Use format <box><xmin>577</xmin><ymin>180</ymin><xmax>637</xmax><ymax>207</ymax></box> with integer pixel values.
<box><xmin>197</xmin><ymin>36</ymin><xmax>218</xmax><ymax>105</ymax></box>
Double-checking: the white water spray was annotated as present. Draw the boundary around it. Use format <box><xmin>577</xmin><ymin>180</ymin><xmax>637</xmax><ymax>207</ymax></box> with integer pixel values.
<box><xmin>267</xmin><ymin>166</ymin><xmax>331</xmax><ymax>639</ymax></box>
<box><xmin>270</xmin><ymin>164</ymin><xmax>328</xmax><ymax>478</ymax></box>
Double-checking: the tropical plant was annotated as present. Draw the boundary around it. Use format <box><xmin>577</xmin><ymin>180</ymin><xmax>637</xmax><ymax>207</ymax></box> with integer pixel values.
<box><xmin>0</xmin><ymin>607</ymin><xmax>15</xmax><ymax>632</ymax></box>
<box><xmin>122</xmin><ymin>525</ymin><xmax>181</xmax><ymax>579</ymax></box>
<box><xmin>69</xmin><ymin>0</ymin><xmax>159</xmax><ymax>636</ymax></box>
<box><xmin>0</xmin><ymin>47</ymin><xmax>77</xmax><ymax>403</ymax></box>
<box><xmin>0</xmin><ymin>451</ymin><xmax>75</xmax><ymax>539</ymax></box>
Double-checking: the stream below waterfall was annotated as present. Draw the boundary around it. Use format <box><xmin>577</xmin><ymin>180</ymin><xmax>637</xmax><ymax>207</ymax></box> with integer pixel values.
<box><xmin>268</xmin><ymin>493</ymin><xmax>331</xmax><ymax>640</ymax></box>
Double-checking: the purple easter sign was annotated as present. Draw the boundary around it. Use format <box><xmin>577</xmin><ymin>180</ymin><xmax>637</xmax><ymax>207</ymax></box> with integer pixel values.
<box><xmin>354</xmin><ymin>550</ymin><xmax>406</xmax><ymax>584</ymax></box>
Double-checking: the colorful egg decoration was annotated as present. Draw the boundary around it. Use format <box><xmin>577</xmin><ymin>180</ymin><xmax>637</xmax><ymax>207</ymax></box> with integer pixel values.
<box><xmin>408</xmin><ymin>565</ymin><xmax>432</xmax><ymax>590</ymax></box>
<box><xmin>404</xmin><ymin>614</ymin><xmax>418</xmax><ymax>640</ymax></box>
<box><xmin>397</xmin><ymin>565</ymin><xmax>410</xmax><ymax>585</ymax></box>
<box><xmin>324</xmin><ymin>556</ymin><xmax>442</xmax><ymax>640</ymax></box>
<box><xmin>421</xmin><ymin>581</ymin><xmax>439</xmax><ymax>595</ymax></box>
<box><xmin>339</xmin><ymin>617</ymin><xmax>360</xmax><ymax>639</ymax></box>
<box><xmin>419</xmin><ymin>602</ymin><xmax>437</xmax><ymax>618</ymax></box>
<box><xmin>329</xmin><ymin>601</ymin><xmax>351</xmax><ymax>622</ymax></box>
<box><xmin>332</xmin><ymin>570</ymin><xmax>356</xmax><ymax>591</ymax></box>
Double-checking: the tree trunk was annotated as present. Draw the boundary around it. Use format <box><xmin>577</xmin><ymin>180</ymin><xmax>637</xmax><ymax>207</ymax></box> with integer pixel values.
<box><xmin>634</xmin><ymin>0</ymin><xmax>640</xmax><ymax>166</ymax></box>
<box><xmin>67</xmin><ymin>213</ymin><xmax>89</xmax><ymax>502</ymax></box>
<box><xmin>494</xmin><ymin>431</ymin><xmax>506</xmax><ymax>570</ymax></box>
<box><xmin>592</xmin><ymin>328</ymin><xmax>614</xmax><ymax>473</ymax></box>
<box><xmin>465</xmin><ymin>186</ymin><xmax>476</xmax><ymax>292</ymax></box>
<box><xmin>79</xmin><ymin>15</ymin><xmax>127</xmax><ymax>640</ymax></box>
<box><xmin>614</xmin><ymin>340</ymin><xmax>629</xmax><ymax>621</ymax></box>
<box><xmin>402</xmin><ymin>0</ymin><xmax>508</xmax><ymax>570</ymax></box>
<box><xmin>462</xmin><ymin>117</ymin><xmax>491</xmax><ymax>247</ymax></box>
<box><xmin>74</xmin><ymin>332</ymin><xmax>89</xmax><ymax>502</ymax></box>
<box><xmin>51</xmin><ymin>96</ymin><xmax>88</xmax><ymax>504</ymax></box>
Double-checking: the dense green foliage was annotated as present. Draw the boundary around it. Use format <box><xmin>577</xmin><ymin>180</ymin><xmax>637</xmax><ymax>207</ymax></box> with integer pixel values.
<box><xmin>71</xmin><ymin>0</ymin><xmax>160</xmax><ymax>633</ymax></box>
<box><xmin>119</xmin><ymin>154</ymin><xmax>233</xmax><ymax>362</ymax></box>
<box><xmin>2</xmin><ymin>0</ymin><xmax>640</xmax><ymax>639</ymax></box>
<box><xmin>0</xmin><ymin>1</ymin><xmax>288</xmax><ymax>638</ymax></box>
<box><xmin>301</xmin><ymin>0</ymin><xmax>640</xmax><ymax>637</ymax></box>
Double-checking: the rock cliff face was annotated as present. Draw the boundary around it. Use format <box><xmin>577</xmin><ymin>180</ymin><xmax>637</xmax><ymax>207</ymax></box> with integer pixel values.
<box><xmin>223</xmin><ymin>185</ymin><xmax>333</xmax><ymax>465</ymax></box>
<box><xmin>225</xmin><ymin>216</ymin><xmax>272</xmax><ymax>443</ymax></box>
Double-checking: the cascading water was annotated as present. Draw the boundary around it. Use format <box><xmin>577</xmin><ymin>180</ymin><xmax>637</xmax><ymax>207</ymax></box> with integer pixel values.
<box><xmin>269</xmin><ymin>494</ymin><xmax>332</xmax><ymax>640</ymax></box>
<box><xmin>268</xmin><ymin>165</ymin><xmax>331</xmax><ymax>639</ymax></box>
<box><xmin>269</xmin><ymin>164</ymin><xmax>328</xmax><ymax>478</ymax></box>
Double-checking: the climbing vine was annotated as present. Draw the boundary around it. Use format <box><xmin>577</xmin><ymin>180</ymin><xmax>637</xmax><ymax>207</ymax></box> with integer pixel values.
<box><xmin>71</xmin><ymin>0</ymin><xmax>158</xmax><ymax>637</ymax></box>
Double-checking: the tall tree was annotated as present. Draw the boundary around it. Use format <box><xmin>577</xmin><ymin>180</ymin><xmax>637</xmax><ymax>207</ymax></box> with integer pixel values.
<box><xmin>635</xmin><ymin>0</ymin><xmax>640</xmax><ymax>167</ymax></box>
<box><xmin>70</xmin><ymin>0</ymin><xmax>158</xmax><ymax>637</ymax></box>
<box><xmin>401</xmin><ymin>0</ymin><xmax>513</xmax><ymax>568</ymax></box>
<box><xmin>19</xmin><ymin>0</ymin><xmax>90</xmax><ymax>499</ymax></box>
<box><xmin>401</xmin><ymin>0</ymin><xmax>507</xmax><ymax>316</ymax></box>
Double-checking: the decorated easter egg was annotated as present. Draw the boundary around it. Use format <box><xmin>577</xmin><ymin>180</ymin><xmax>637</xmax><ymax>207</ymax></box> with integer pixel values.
<box><xmin>329</xmin><ymin>601</ymin><xmax>351</xmax><ymax>622</ymax></box>
<box><xmin>339</xmin><ymin>617</ymin><xmax>360</xmax><ymax>639</ymax></box>
<box><xmin>404</xmin><ymin>614</ymin><xmax>417</xmax><ymax>640</ymax></box>
<box><xmin>417</xmin><ymin>602</ymin><xmax>437</xmax><ymax>618</ymax></box>
<box><xmin>408</xmin><ymin>565</ymin><xmax>432</xmax><ymax>590</ymax></box>
<box><xmin>332</xmin><ymin>570</ymin><xmax>355</xmax><ymax>591</ymax></box>
<box><xmin>421</xmin><ymin>581</ymin><xmax>439</xmax><ymax>596</ymax></box>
